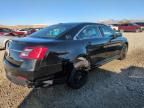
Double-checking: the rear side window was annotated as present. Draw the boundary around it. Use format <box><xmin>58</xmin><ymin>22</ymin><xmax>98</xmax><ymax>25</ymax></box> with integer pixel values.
<box><xmin>99</xmin><ymin>25</ymin><xmax>114</xmax><ymax>38</ymax></box>
<box><xmin>77</xmin><ymin>25</ymin><xmax>101</xmax><ymax>40</ymax></box>
<box><xmin>30</xmin><ymin>24</ymin><xmax>78</xmax><ymax>38</ymax></box>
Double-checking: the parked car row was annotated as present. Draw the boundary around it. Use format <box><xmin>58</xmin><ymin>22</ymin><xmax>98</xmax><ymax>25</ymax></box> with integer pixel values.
<box><xmin>0</xmin><ymin>27</ymin><xmax>43</xmax><ymax>37</ymax></box>
<box><xmin>0</xmin><ymin>28</ymin><xmax>13</xmax><ymax>36</ymax></box>
<box><xmin>109</xmin><ymin>22</ymin><xmax>144</xmax><ymax>32</ymax></box>
<box><xmin>16</xmin><ymin>28</ymin><xmax>42</xmax><ymax>36</ymax></box>
<box><xmin>0</xmin><ymin>27</ymin><xmax>43</xmax><ymax>49</ymax></box>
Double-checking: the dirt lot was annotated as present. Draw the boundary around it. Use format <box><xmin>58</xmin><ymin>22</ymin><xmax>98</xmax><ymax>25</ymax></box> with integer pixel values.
<box><xmin>0</xmin><ymin>33</ymin><xmax>144</xmax><ymax>108</ymax></box>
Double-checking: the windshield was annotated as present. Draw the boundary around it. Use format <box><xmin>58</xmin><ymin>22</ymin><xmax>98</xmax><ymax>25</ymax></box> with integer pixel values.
<box><xmin>29</xmin><ymin>23</ymin><xmax>78</xmax><ymax>38</ymax></box>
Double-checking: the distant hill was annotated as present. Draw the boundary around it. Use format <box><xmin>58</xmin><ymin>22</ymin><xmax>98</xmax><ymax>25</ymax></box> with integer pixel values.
<box><xmin>97</xmin><ymin>19</ymin><xmax>119</xmax><ymax>24</ymax></box>
<box><xmin>1</xmin><ymin>19</ymin><xmax>144</xmax><ymax>29</ymax></box>
<box><xmin>97</xmin><ymin>19</ymin><xmax>144</xmax><ymax>24</ymax></box>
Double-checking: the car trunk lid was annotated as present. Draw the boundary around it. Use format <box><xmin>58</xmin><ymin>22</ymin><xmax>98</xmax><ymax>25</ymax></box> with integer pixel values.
<box><xmin>5</xmin><ymin>37</ymin><xmax>55</xmax><ymax>66</ymax></box>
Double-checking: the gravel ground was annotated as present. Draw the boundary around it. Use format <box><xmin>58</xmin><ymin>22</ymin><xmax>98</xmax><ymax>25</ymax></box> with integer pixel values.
<box><xmin>0</xmin><ymin>33</ymin><xmax>144</xmax><ymax>108</ymax></box>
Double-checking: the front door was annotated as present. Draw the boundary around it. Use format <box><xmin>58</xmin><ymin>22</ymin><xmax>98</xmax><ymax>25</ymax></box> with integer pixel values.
<box><xmin>99</xmin><ymin>25</ymin><xmax>122</xmax><ymax>59</ymax></box>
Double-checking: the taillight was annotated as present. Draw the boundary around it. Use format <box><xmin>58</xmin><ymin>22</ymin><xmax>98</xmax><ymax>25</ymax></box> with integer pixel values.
<box><xmin>20</xmin><ymin>46</ymin><xmax>48</xmax><ymax>60</ymax></box>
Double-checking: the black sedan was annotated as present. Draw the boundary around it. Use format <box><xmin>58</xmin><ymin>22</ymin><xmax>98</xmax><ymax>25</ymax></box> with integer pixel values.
<box><xmin>3</xmin><ymin>23</ymin><xmax>128</xmax><ymax>89</ymax></box>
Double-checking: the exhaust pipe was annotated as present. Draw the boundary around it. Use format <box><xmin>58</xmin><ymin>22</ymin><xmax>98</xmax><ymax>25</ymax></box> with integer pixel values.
<box><xmin>27</xmin><ymin>80</ymin><xmax>53</xmax><ymax>88</ymax></box>
<box><xmin>42</xmin><ymin>80</ymin><xmax>53</xmax><ymax>87</ymax></box>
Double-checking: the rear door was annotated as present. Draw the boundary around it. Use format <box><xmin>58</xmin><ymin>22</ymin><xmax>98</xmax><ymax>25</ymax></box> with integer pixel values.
<box><xmin>99</xmin><ymin>25</ymin><xmax>122</xmax><ymax>58</ymax></box>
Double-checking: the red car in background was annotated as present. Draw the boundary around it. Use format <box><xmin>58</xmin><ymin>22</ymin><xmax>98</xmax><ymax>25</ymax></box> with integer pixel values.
<box><xmin>0</xmin><ymin>27</ymin><xmax>41</xmax><ymax>37</ymax></box>
<box><xmin>118</xmin><ymin>23</ymin><xmax>142</xmax><ymax>32</ymax></box>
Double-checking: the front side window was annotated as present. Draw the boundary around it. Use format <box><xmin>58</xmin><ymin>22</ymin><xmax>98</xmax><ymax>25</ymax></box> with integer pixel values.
<box><xmin>99</xmin><ymin>25</ymin><xmax>114</xmax><ymax>38</ymax></box>
<box><xmin>77</xmin><ymin>25</ymin><xmax>101</xmax><ymax>40</ymax></box>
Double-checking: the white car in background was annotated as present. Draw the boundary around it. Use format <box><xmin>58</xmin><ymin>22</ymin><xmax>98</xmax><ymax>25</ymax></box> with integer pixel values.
<box><xmin>109</xmin><ymin>24</ymin><xmax>119</xmax><ymax>31</ymax></box>
<box><xmin>0</xmin><ymin>35</ymin><xmax>18</xmax><ymax>50</ymax></box>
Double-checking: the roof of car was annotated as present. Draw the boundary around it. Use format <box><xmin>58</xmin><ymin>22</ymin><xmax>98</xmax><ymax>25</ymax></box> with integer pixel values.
<box><xmin>58</xmin><ymin>22</ymin><xmax>103</xmax><ymax>26</ymax></box>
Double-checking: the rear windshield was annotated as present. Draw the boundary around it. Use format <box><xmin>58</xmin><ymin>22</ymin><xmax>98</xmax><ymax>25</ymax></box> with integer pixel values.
<box><xmin>29</xmin><ymin>24</ymin><xmax>78</xmax><ymax>38</ymax></box>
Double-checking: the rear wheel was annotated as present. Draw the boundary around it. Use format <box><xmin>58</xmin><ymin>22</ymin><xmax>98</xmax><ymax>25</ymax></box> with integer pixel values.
<box><xmin>67</xmin><ymin>69</ymin><xmax>88</xmax><ymax>89</ymax></box>
<box><xmin>119</xmin><ymin>44</ymin><xmax>128</xmax><ymax>60</ymax></box>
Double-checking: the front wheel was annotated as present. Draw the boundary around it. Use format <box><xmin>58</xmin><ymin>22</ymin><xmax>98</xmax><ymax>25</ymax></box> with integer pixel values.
<box><xmin>119</xmin><ymin>44</ymin><xmax>128</xmax><ymax>60</ymax></box>
<box><xmin>67</xmin><ymin>69</ymin><xmax>88</xmax><ymax>89</ymax></box>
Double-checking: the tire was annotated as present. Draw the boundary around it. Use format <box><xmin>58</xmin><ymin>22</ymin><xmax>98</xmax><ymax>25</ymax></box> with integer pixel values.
<box><xmin>67</xmin><ymin>69</ymin><xmax>88</xmax><ymax>89</ymax></box>
<box><xmin>119</xmin><ymin>44</ymin><xmax>128</xmax><ymax>60</ymax></box>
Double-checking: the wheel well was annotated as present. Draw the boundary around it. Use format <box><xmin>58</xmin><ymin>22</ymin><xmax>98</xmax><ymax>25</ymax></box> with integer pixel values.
<box><xmin>76</xmin><ymin>54</ymin><xmax>90</xmax><ymax>61</ymax></box>
<box><xmin>4</xmin><ymin>40</ymin><xmax>9</xmax><ymax>48</ymax></box>
<box><xmin>63</xmin><ymin>54</ymin><xmax>90</xmax><ymax>73</ymax></box>
<box><xmin>73</xmin><ymin>55</ymin><xmax>90</xmax><ymax>70</ymax></box>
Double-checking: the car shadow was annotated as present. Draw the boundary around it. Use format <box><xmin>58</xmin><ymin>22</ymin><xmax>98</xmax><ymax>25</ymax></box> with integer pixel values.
<box><xmin>18</xmin><ymin>66</ymin><xmax>144</xmax><ymax>108</ymax></box>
